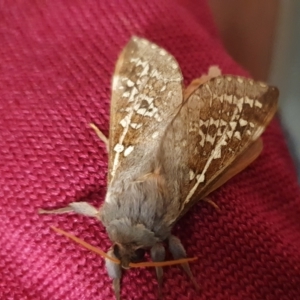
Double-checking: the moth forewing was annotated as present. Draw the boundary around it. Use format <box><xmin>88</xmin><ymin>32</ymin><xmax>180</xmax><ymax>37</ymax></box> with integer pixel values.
<box><xmin>162</xmin><ymin>76</ymin><xmax>279</xmax><ymax>221</ymax></box>
<box><xmin>107</xmin><ymin>36</ymin><xmax>184</xmax><ymax>183</ymax></box>
<box><xmin>202</xmin><ymin>137</ymin><xmax>263</xmax><ymax>197</ymax></box>
<box><xmin>177</xmin><ymin>138</ymin><xmax>263</xmax><ymax>218</ymax></box>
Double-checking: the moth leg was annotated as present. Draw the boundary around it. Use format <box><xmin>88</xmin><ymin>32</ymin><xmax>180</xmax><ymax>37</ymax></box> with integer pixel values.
<box><xmin>202</xmin><ymin>197</ymin><xmax>219</xmax><ymax>210</ymax></box>
<box><xmin>39</xmin><ymin>202</ymin><xmax>99</xmax><ymax>218</ymax></box>
<box><xmin>89</xmin><ymin>123</ymin><xmax>109</xmax><ymax>151</ymax></box>
<box><xmin>106</xmin><ymin>248</ymin><xmax>122</xmax><ymax>300</ymax></box>
<box><xmin>168</xmin><ymin>235</ymin><xmax>200</xmax><ymax>292</ymax></box>
<box><xmin>151</xmin><ymin>243</ymin><xmax>166</xmax><ymax>299</ymax></box>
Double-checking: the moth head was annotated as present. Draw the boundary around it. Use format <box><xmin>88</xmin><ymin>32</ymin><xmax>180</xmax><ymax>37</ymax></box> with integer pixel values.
<box><xmin>107</xmin><ymin>218</ymin><xmax>158</xmax><ymax>268</ymax></box>
<box><xmin>112</xmin><ymin>243</ymin><xmax>145</xmax><ymax>269</ymax></box>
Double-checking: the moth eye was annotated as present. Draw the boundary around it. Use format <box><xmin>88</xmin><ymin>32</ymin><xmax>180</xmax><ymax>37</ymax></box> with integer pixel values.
<box><xmin>131</xmin><ymin>248</ymin><xmax>146</xmax><ymax>262</ymax></box>
<box><xmin>113</xmin><ymin>244</ymin><xmax>121</xmax><ymax>259</ymax></box>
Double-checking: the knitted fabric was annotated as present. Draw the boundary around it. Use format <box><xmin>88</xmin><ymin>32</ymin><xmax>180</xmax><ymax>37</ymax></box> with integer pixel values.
<box><xmin>1</xmin><ymin>1</ymin><xmax>300</xmax><ymax>299</ymax></box>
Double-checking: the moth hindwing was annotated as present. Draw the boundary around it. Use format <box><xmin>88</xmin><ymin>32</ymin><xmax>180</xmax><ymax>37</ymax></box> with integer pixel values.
<box><xmin>39</xmin><ymin>36</ymin><xmax>279</xmax><ymax>299</ymax></box>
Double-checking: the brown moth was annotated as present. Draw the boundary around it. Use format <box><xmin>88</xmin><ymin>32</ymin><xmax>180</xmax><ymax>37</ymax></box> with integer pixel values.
<box><xmin>39</xmin><ymin>37</ymin><xmax>279</xmax><ymax>299</ymax></box>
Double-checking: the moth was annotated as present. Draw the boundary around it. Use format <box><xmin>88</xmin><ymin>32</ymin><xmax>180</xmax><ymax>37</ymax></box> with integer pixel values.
<box><xmin>39</xmin><ymin>37</ymin><xmax>279</xmax><ymax>299</ymax></box>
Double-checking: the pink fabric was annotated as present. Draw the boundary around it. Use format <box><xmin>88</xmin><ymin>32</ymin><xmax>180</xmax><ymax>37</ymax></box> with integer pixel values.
<box><xmin>1</xmin><ymin>0</ymin><xmax>300</xmax><ymax>299</ymax></box>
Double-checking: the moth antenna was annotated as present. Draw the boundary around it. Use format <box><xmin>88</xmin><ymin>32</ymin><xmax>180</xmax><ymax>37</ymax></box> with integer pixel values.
<box><xmin>51</xmin><ymin>226</ymin><xmax>120</xmax><ymax>263</ymax></box>
<box><xmin>202</xmin><ymin>197</ymin><xmax>220</xmax><ymax>210</ymax></box>
<box><xmin>39</xmin><ymin>207</ymin><xmax>74</xmax><ymax>214</ymax></box>
<box><xmin>130</xmin><ymin>258</ymin><xmax>197</xmax><ymax>268</ymax></box>
<box><xmin>89</xmin><ymin>123</ymin><xmax>109</xmax><ymax>150</ymax></box>
<box><xmin>51</xmin><ymin>226</ymin><xmax>198</xmax><ymax>267</ymax></box>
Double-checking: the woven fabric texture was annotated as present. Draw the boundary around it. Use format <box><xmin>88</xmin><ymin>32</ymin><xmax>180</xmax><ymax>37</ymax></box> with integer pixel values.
<box><xmin>1</xmin><ymin>0</ymin><xmax>300</xmax><ymax>299</ymax></box>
